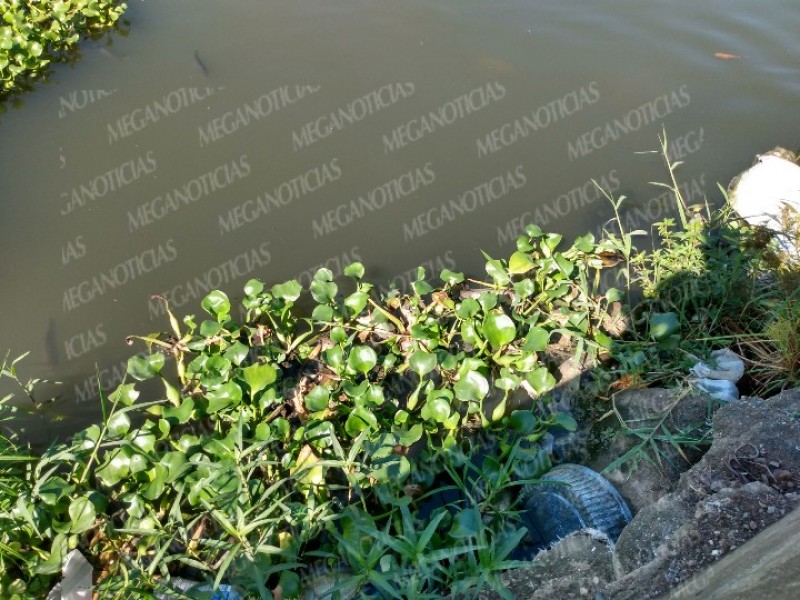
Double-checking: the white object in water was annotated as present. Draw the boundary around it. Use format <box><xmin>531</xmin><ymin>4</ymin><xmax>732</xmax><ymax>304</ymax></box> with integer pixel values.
<box><xmin>728</xmin><ymin>152</ymin><xmax>800</xmax><ymax>256</ymax></box>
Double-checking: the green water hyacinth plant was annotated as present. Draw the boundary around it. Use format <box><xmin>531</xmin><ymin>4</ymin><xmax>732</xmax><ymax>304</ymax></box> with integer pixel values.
<box><xmin>1</xmin><ymin>0</ymin><xmax>127</xmax><ymax>98</ymax></box>
<box><xmin>1</xmin><ymin>225</ymin><xmax>627</xmax><ymax>598</ymax></box>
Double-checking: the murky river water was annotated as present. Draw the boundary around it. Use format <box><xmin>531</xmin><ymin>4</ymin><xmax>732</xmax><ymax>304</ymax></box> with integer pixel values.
<box><xmin>1</xmin><ymin>0</ymin><xmax>798</xmax><ymax>444</ymax></box>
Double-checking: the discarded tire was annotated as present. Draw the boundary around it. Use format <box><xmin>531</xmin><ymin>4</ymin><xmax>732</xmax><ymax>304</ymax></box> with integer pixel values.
<box><xmin>520</xmin><ymin>464</ymin><xmax>632</xmax><ymax>550</ymax></box>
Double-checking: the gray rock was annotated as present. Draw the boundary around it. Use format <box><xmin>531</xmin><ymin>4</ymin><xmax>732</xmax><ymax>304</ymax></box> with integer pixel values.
<box><xmin>478</xmin><ymin>529</ymin><xmax>615</xmax><ymax>600</ymax></box>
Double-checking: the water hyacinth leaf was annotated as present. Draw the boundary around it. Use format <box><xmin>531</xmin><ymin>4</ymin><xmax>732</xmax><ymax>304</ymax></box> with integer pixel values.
<box><xmin>552</xmin><ymin>412</ymin><xmax>578</xmax><ymax>432</ymax></box>
<box><xmin>365</xmin><ymin>384</ymin><xmax>385</xmax><ymax>405</ymax></box>
<box><xmin>513</xmin><ymin>278</ymin><xmax>535</xmax><ymax>300</ymax></box>
<box><xmin>412</xmin><ymin>278</ymin><xmax>435</xmax><ymax>297</ymax></box>
<box><xmin>323</xmin><ymin>327</ymin><xmax>344</xmax><ymax>346</ymax></box>
<box><xmin>163</xmin><ymin>396</ymin><xmax>194</xmax><ymax>425</ymax></box>
<box><xmin>456</xmin><ymin>298</ymin><xmax>480</xmax><ymax>319</ymax></box>
<box><xmin>324</xmin><ymin>346</ymin><xmax>344</xmax><ymax>370</ymax></box>
<box><xmin>650</xmin><ymin>312</ymin><xmax>680</xmax><ymax>341</ymax></box>
<box><xmin>478</xmin><ymin>292</ymin><xmax>498</xmax><ymax>313</ymax></box>
<box><xmin>96</xmin><ymin>449</ymin><xmax>130</xmax><ymax>486</ymax></box>
<box><xmin>527</xmin><ymin>367</ymin><xmax>556</xmax><ymax>395</ymax></box>
<box><xmin>312</xmin><ymin>304</ymin><xmax>334</xmax><ymax>322</ymax></box>
<box><xmin>344</xmin><ymin>291</ymin><xmax>369</xmax><ymax>316</ymax></box>
<box><xmin>206</xmin><ymin>381</ymin><xmax>243</xmax><ymax>412</ymax></box>
<box><xmin>307</xmin><ymin>420</ymin><xmax>336</xmax><ymax>451</ymax></box>
<box><xmin>397</xmin><ymin>423</ymin><xmax>423</xmax><ymax>446</ymax></box>
<box><xmin>348</xmin><ymin>345</ymin><xmax>377</xmax><ymax>374</ymax></box>
<box><xmin>491</xmin><ymin>397</ymin><xmax>507</xmax><ymax>422</ymax></box>
<box><xmin>454</xmin><ymin>370</ymin><xmax>489</xmax><ymax>403</ymax></box>
<box><xmin>68</xmin><ymin>495</ymin><xmax>97</xmax><ymax>534</ymax></box>
<box><xmin>440</xmin><ymin>268</ymin><xmax>464</xmax><ymax>285</ymax></box>
<box><xmin>372</xmin><ymin>454</ymin><xmax>411</xmax><ymax>483</ymax></box>
<box><xmin>200</xmin><ymin>319</ymin><xmax>223</xmax><ymax>338</ymax></box>
<box><xmin>508</xmin><ymin>410</ymin><xmax>537</xmax><ymax>432</ymax></box>
<box><xmin>141</xmin><ymin>465</ymin><xmax>167</xmax><ymax>501</ymax></box>
<box><xmin>201</xmin><ymin>290</ymin><xmax>231</xmax><ymax>319</ymax></box>
<box><xmin>109</xmin><ymin>383</ymin><xmax>139</xmax><ymax>407</ymax></box>
<box><xmin>129</xmin><ymin>453</ymin><xmax>149</xmax><ymax>474</ymax></box>
<box><xmin>555</xmin><ymin>254</ymin><xmax>575</xmax><ymax>276</ymax></box>
<box><xmin>160</xmin><ymin>451</ymin><xmax>188</xmax><ymax>483</ymax></box>
<box><xmin>271</xmin><ymin>279</ymin><xmax>302</xmax><ymax>302</ymax></box>
<box><xmin>449</xmin><ymin>507</ymin><xmax>482</xmax><ymax>539</ymax></box>
<box><xmin>523</xmin><ymin>327</ymin><xmax>550</xmax><ymax>352</ymax></box>
<box><xmin>311</xmin><ymin>269</ymin><xmax>337</xmax><ymax>303</ymax></box>
<box><xmin>131</xmin><ymin>428</ymin><xmax>157</xmax><ymax>452</ymax></box>
<box><xmin>127</xmin><ymin>353</ymin><xmax>165</xmax><ymax>381</ymax></box>
<box><xmin>421</xmin><ymin>396</ymin><xmax>451</xmax><ymax>423</ymax></box>
<box><xmin>494</xmin><ymin>375</ymin><xmax>519</xmax><ymax>391</ymax></box>
<box><xmin>33</xmin><ymin>534</ymin><xmax>68</xmax><ymax>575</ymax></box>
<box><xmin>525</xmin><ymin>224</ymin><xmax>544</xmax><ymax>238</ymax></box>
<box><xmin>224</xmin><ymin>341</ymin><xmax>249</xmax><ymax>365</ymax></box>
<box><xmin>409</xmin><ymin>350</ymin><xmax>437</xmax><ymax>376</ymax></box>
<box><xmin>279</xmin><ymin>571</ymin><xmax>301</xmax><ymax>598</ymax></box>
<box><xmin>244</xmin><ymin>278</ymin><xmax>264</xmax><ymax>297</ymax></box>
<box><xmin>514</xmin><ymin>352</ymin><xmax>539</xmax><ymax>372</ymax></box>
<box><xmin>508</xmin><ymin>251</ymin><xmax>535</xmax><ymax>275</ymax></box>
<box><xmin>242</xmin><ymin>362</ymin><xmax>278</xmax><ymax>396</ymax></box>
<box><xmin>483</xmin><ymin>252</ymin><xmax>511</xmax><ymax>286</ymax></box>
<box><xmin>482</xmin><ymin>312</ymin><xmax>516</xmax><ymax>349</ymax></box>
<box><xmin>345</xmin><ymin>407</ymin><xmax>378</xmax><ymax>437</ymax></box>
<box><xmin>254</xmin><ymin>422</ymin><xmax>271</xmax><ymax>441</ymax></box>
<box><xmin>37</xmin><ymin>476</ymin><xmax>73</xmax><ymax>506</ymax></box>
<box><xmin>574</xmin><ymin>232</ymin><xmax>596</xmax><ymax>253</ymax></box>
<box><xmin>106</xmin><ymin>411</ymin><xmax>130</xmax><ymax>438</ymax></box>
<box><xmin>594</xmin><ymin>330</ymin><xmax>613</xmax><ymax>348</ymax></box>
<box><xmin>272</xmin><ymin>418</ymin><xmax>291</xmax><ymax>442</ymax></box>
<box><xmin>304</xmin><ymin>385</ymin><xmax>330</xmax><ymax>412</ymax></box>
<box><xmin>344</xmin><ymin>262</ymin><xmax>365</xmax><ymax>279</ymax></box>
<box><xmin>541</xmin><ymin>233</ymin><xmax>563</xmax><ymax>256</ymax></box>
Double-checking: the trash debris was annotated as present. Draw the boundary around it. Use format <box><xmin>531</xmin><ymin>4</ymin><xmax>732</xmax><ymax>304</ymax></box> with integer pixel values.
<box><xmin>690</xmin><ymin>348</ymin><xmax>745</xmax><ymax>403</ymax></box>
<box><xmin>156</xmin><ymin>578</ymin><xmax>242</xmax><ymax>600</ymax></box>
<box><xmin>728</xmin><ymin>149</ymin><xmax>800</xmax><ymax>257</ymax></box>
<box><xmin>691</xmin><ymin>348</ymin><xmax>745</xmax><ymax>382</ymax></box>
<box><xmin>46</xmin><ymin>550</ymin><xmax>92</xmax><ymax>600</ymax></box>
<box><xmin>519</xmin><ymin>464</ymin><xmax>632</xmax><ymax>556</ymax></box>
<box><xmin>714</xmin><ymin>52</ymin><xmax>742</xmax><ymax>60</ymax></box>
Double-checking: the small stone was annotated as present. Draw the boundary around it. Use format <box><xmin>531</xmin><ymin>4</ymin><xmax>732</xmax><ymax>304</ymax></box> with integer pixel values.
<box><xmin>711</xmin><ymin>549</ymin><xmax>721</xmax><ymax>557</ymax></box>
<box><xmin>750</xmin><ymin>520</ymin><xmax>757</xmax><ymax>529</ymax></box>
<box><xmin>580</xmin><ymin>587</ymin><xmax>589</xmax><ymax>595</ymax></box>
<box><xmin>767</xmin><ymin>506</ymin><xmax>776</xmax><ymax>514</ymax></box>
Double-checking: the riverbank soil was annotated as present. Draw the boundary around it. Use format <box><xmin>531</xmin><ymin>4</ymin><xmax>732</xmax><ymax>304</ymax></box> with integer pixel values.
<box><xmin>479</xmin><ymin>387</ymin><xmax>800</xmax><ymax>599</ymax></box>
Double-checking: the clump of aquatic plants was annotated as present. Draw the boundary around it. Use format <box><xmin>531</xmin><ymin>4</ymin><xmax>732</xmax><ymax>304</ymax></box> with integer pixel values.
<box><xmin>0</xmin><ymin>225</ymin><xmax>624</xmax><ymax>599</ymax></box>
<box><xmin>1</xmin><ymin>0</ymin><xmax>127</xmax><ymax>98</ymax></box>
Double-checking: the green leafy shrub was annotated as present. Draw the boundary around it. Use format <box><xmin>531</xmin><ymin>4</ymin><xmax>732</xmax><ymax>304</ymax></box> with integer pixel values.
<box><xmin>0</xmin><ymin>226</ymin><xmax>624</xmax><ymax>598</ymax></box>
<box><xmin>1</xmin><ymin>0</ymin><xmax>127</xmax><ymax>98</ymax></box>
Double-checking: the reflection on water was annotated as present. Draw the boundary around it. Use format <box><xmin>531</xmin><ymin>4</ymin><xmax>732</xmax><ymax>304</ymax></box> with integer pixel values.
<box><xmin>0</xmin><ymin>0</ymin><xmax>798</xmax><ymax>444</ymax></box>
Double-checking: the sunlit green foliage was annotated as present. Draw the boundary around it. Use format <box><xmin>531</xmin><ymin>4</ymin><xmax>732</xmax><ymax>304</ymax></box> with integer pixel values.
<box><xmin>1</xmin><ymin>0</ymin><xmax>127</xmax><ymax>97</ymax></box>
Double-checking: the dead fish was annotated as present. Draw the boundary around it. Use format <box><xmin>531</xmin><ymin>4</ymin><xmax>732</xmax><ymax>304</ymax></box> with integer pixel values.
<box><xmin>194</xmin><ymin>50</ymin><xmax>209</xmax><ymax>76</ymax></box>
